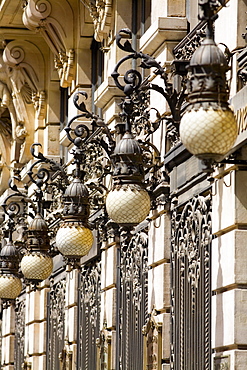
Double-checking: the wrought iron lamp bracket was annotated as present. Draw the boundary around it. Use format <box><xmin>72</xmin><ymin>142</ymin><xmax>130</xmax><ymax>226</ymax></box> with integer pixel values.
<box><xmin>1</xmin><ymin>177</ymin><xmax>33</xmax><ymax>242</ymax></box>
<box><xmin>65</xmin><ymin>91</ymin><xmax>115</xmax><ymax>165</ymax></box>
<box><xmin>27</xmin><ymin>143</ymin><xmax>71</xmax><ymax>217</ymax></box>
<box><xmin>112</xmin><ymin>28</ymin><xmax>187</xmax><ymax>133</ymax></box>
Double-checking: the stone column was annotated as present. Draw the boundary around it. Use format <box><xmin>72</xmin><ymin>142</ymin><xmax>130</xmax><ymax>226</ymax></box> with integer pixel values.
<box><xmin>24</xmin><ymin>283</ymin><xmax>50</xmax><ymax>369</ymax></box>
<box><xmin>212</xmin><ymin>168</ymin><xmax>247</xmax><ymax>367</ymax></box>
<box><xmin>1</xmin><ymin>303</ymin><xmax>15</xmax><ymax>370</ymax></box>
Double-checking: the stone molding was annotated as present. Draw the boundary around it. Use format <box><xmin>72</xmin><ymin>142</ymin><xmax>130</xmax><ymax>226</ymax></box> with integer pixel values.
<box><xmin>139</xmin><ymin>17</ymin><xmax>188</xmax><ymax>56</ymax></box>
<box><xmin>0</xmin><ymin>39</ymin><xmax>46</xmax><ymax>166</ymax></box>
<box><xmin>94</xmin><ymin>76</ymin><xmax>124</xmax><ymax>109</ymax></box>
<box><xmin>22</xmin><ymin>0</ymin><xmax>75</xmax><ymax>88</ymax></box>
<box><xmin>87</xmin><ymin>0</ymin><xmax>113</xmax><ymax>42</ymax></box>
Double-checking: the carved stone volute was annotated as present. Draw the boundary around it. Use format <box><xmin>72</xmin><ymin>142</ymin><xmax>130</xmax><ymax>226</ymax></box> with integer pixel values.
<box><xmin>22</xmin><ymin>0</ymin><xmax>75</xmax><ymax>87</ymax></box>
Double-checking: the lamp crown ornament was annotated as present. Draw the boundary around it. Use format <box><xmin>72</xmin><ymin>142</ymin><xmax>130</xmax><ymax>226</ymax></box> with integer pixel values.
<box><xmin>180</xmin><ymin>0</ymin><xmax>238</xmax><ymax>165</ymax></box>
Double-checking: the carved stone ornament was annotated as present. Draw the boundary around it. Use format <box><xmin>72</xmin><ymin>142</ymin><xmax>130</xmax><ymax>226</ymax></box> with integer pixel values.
<box><xmin>87</xmin><ymin>0</ymin><xmax>113</xmax><ymax>42</ymax></box>
<box><xmin>0</xmin><ymin>40</ymin><xmax>46</xmax><ymax>180</ymax></box>
<box><xmin>142</xmin><ymin>312</ymin><xmax>162</xmax><ymax>370</ymax></box>
<box><xmin>21</xmin><ymin>361</ymin><xmax>32</xmax><ymax>370</ymax></box>
<box><xmin>96</xmin><ymin>322</ymin><xmax>111</xmax><ymax>370</ymax></box>
<box><xmin>59</xmin><ymin>348</ymin><xmax>73</xmax><ymax>370</ymax></box>
<box><xmin>214</xmin><ymin>355</ymin><xmax>230</xmax><ymax>370</ymax></box>
<box><xmin>22</xmin><ymin>0</ymin><xmax>75</xmax><ymax>87</ymax></box>
<box><xmin>15</xmin><ymin>300</ymin><xmax>26</xmax><ymax>368</ymax></box>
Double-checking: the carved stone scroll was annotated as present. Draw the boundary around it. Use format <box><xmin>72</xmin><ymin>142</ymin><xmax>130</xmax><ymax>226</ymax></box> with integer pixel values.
<box><xmin>22</xmin><ymin>0</ymin><xmax>75</xmax><ymax>87</ymax></box>
<box><xmin>0</xmin><ymin>39</ymin><xmax>46</xmax><ymax>167</ymax></box>
<box><xmin>143</xmin><ymin>313</ymin><xmax>162</xmax><ymax>370</ymax></box>
<box><xmin>87</xmin><ymin>0</ymin><xmax>113</xmax><ymax>42</ymax></box>
<box><xmin>96</xmin><ymin>322</ymin><xmax>112</xmax><ymax>370</ymax></box>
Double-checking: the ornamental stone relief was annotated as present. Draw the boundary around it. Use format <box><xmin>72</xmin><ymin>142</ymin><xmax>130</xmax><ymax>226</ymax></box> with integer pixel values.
<box><xmin>22</xmin><ymin>0</ymin><xmax>75</xmax><ymax>87</ymax></box>
<box><xmin>86</xmin><ymin>0</ymin><xmax>113</xmax><ymax>42</ymax></box>
<box><xmin>15</xmin><ymin>300</ymin><xmax>26</xmax><ymax>370</ymax></box>
<box><xmin>142</xmin><ymin>313</ymin><xmax>162</xmax><ymax>370</ymax></box>
<box><xmin>96</xmin><ymin>321</ymin><xmax>111</xmax><ymax>370</ymax></box>
<box><xmin>0</xmin><ymin>40</ymin><xmax>46</xmax><ymax>173</ymax></box>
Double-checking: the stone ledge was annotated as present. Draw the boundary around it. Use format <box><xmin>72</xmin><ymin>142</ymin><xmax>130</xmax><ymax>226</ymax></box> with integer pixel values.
<box><xmin>94</xmin><ymin>76</ymin><xmax>124</xmax><ymax>109</ymax></box>
<box><xmin>140</xmin><ymin>17</ymin><xmax>188</xmax><ymax>55</ymax></box>
<box><xmin>212</xmin><ymin>289</ymin><xmax>247</xmax><ymax>349</ymax></box>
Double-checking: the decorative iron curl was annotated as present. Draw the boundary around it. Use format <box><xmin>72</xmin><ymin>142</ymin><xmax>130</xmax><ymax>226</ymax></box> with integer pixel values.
<box><xmin>1</xmin><ymin>177</ymin><xmax>35</xmax><ymax>243</ymax></box>
<box><xmin>64</xmin><ymin>91</ymin><xmax>115</xmax><ymax>156</ymax></box>
<box><xmin>1</xmin><ymin>177</ymin><xmax>28</xmax><ymax>218</ymax></box>
<box><xmin>112</xmin><ymin>29</ymin><xmax>188</xmax><ymax>131</ymax></box>
<box><xmin>29</xmin><ymin>143</ymin><xmax>67</xmax><ymax>187</ymax></box>
<box><xmin>28</xmin><ymin>146</ymin><xmax>51</xmax><ymax>189</ymax></box>
<box><xmin>112</xmin><ymin>28</ymin><xmax>165</xmax><ymax>95</ymax></box>
<box><xmin>2</xmin><ymin>200</ymin><xmax>21</xmax><ymax>219</ymax></box>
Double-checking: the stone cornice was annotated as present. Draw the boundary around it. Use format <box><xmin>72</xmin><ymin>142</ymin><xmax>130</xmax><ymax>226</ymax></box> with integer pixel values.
<box><xmin>139</xmin><ymin>17</ymin><xmax>188</xmax><ymax>56</ymax></box>
<box><xmin>94</xmin><ymin>76</ymin><xmax>125</xmax><ymax>109</ymax></box>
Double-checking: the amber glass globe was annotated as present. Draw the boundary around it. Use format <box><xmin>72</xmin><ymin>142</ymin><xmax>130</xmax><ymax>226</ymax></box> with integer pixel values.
<box><xmin>180</xmin><ymin>106</ymin><xmax>238</xmax><ymax>160</ymax></box>
<box><xmin>106</xmin><ymin>185</ymin><xmax>151</xmax><ymax>226</ymax></box>
<box><xmin>0</xmin><ymin>274</ymin><xmax>22</xmax><ymax>300</ymax></box>
<box><xmin>56</xmin><ymin>223</ymin><xmax>93</xmax><ymax>258</ymax></box>
<box><xmin>21</xmin><ymin>252</ymin><xmax>53</xmax><ymax>281</ymax></box>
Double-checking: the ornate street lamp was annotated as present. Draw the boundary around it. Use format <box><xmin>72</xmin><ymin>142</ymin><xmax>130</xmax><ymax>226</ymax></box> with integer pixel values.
<box><xmin>19</xmin><ymin>145</ymin><xmax>54</xmax><ymax>283</ymax></box>
<box><xmin>0</xmin><ymin>200</ymin><xmax>22</xmax><ymax>300</ymax></box>
<box><xmin>105</xmin><ymin>28</ymin><xmax>182</xmax><ymax>227</ymax></box>
<box><xmin>55</xmin><ymin>92</ymin><xmax>111</xmax><ymax>261</ymax></box>
<box><xmin>105</xmin><ymin>98</ymin><xmax>151</xmax><ymax>226</ymax></box>
<box><xmin>0</xmin><ymin>0</ymin><xmax>237</xmax><ymax>300</ymax></box>
<box><xmin>55</xmin><ymin>175</ymin><xmax>94</xmax><ymax>260</ymax></box>
<box><xmin>21</xmin><ymin>213</ymin><xmax>53</xmax><ymax>282</ymax></box>
<box><xmin>180</xmin><ymin>0</ymin><xmax>238</xmax><ymax>163</ymax></box>
<box><xmin>0</xmin><ymin>145</ymin><xmax>63</xmax><ymax>294</ymax></box>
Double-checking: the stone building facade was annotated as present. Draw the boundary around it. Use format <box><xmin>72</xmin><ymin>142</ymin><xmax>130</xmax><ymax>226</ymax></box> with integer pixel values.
<box><xmin>0</xmin><ymin>0</ymin><xmax>246</xmax><ymax>369</ymax></box>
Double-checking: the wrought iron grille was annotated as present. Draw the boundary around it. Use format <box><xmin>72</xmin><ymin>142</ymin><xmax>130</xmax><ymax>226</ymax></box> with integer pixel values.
<box><xmin>170</xmin><ymin>194</ymin><xmax>212</xmax><ymax>370</ymax></box>
<box><xmin>14</xmin><ymin>299</ymin><xmax>26</xmax><ymax>370</ymax></box>
<box><xmin>46</xmin><ymin>278</ymin><xmax>66</xmax><ymax>370</ymax></box>
<box><xmin>77</xmin><ymin>260</ymin><xmax>101</xmax><ymax>370</ymax></box>
<box><xmin>118</xmin><ymin>229</ymin><xmax>148</xmax><ymax>370</ymax></box>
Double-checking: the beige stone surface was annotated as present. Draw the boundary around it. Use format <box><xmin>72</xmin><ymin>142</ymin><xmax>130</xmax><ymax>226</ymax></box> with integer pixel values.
<box><xmin>65</xmin><ymin>269</ymin><xmax>78</xmax><ymax>308</ymax></box>
<box><xmin>101</xmin><ymin>245</ymin><xmax>117</xmax><ymax>290</ymax></box>
<box><xmin>26</xmin><ymin>290</ymin><xmax>40</xmax><ymax>324</ymax></box>
<box><xmin>94</xmin><ymin>77</ymin><xmax>124</xmax><ymax>110</ymax></box>
<box><xmin>28</xmin><ymin>322</ymin><xmax>41</xmax><ymax>355</ymax></box>
<box><xmin>43</xmin><ymin>124</ymin><xmax>60</xmax><ymax>156</ymax></box>
<box><xmin>140</xmin><ymin>17</ymin><xmax>187</xmax><ymax>55</ymax></box>
<box><xmin>213</xmin><ymin>350</ymin><xmax>247</xmax><ymax>369</ymax></box>
<box><xmin>100</xmin><ymin>288</ymin><xmax>116</xmax><ymax>329</ymax></box>
<box><xmin>38</xmin><ymin>321</ymin><xmax>47</xmax><ymax>353</ymax></box>
<box><xmin>148</xmin><ymin>263</ymin><xmax>170</xmax><ymax>312</ymax></box>
<box><xmin>212</xmin><ymin>229</ymin><xmax>247</xmax><ymax>291</ymax></box>
<box><xmin>151</xmin><ymin>0</ymin><xmax>186</xmax><ymax>21</ymax></box>
<box><xmin>29</xmin><ymin>354</ymin><xmax>46</xmax><ymax>369</ymax></box>
<box><xmin>39</xmin><ymin>287</ymin><xmax>49</xmax><ymax>321</ymax></box>
<box><xmin>71</xmin><ymin>343</ymin><xmax>77</xmax><ymax>370</ymax></box>
<box><xmin>148</xmin><ymin>212</ymin><xmax>170</xmax><ymax>265</ymax></box>
<box><xmin>2</xmin><ymin>335</ymin><xmax>15</xmax><ymax>364</ymax></box>
<box><xmin>212</xmin><ymin>171</ymin><xmax>247</xmax><ymax>234</ymax></box>
<box><xmin>212</xmin><ymin>289</ymin><xmax>247</xmax><ymax>349</ymax></box>
<box><xmin>162</xmin><ymin>313</ymin><xmax>170</xmax><ymax>360</ymax></box>
<box><xmin>2</xmin><ymin>306</ymin><xmax>15</xmax><ymax>336</ymax></box>
<box><xmin>65</xmin><ymin>305</ymin><xmax>78</xmax><ymax>343</ymax></box>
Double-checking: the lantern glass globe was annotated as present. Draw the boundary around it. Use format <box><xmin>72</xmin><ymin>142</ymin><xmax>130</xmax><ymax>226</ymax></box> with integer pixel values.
<box><xmin>56</xmin><ymin>224</ymin><xmax>93</xmax><ymax>258</ymax></box>
<box><xmin>180</xmin><ymin>107</ymin><xmax>238</xmax><ymax>160</ymax></box>
<box><xmin>106</xmin><ymin>185</ymin><xmax>151</xmax><ymax>226</ymax></box>
<box><xmin>21</xmin><ymin>253</ymin><xmax>53</xmax><ymax>281</ymax></box>
<box><xmin>0</xmin><ymin>274</ymin><xmax>22</xmax><ymax>300</ymax></box>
